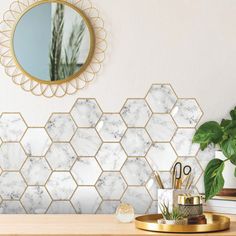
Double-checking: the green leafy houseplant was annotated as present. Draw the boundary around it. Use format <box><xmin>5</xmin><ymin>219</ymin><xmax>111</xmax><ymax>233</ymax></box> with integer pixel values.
<box><xmin>193</xmin><ymin>107</ymin><xmax>236</xmax><ymax>200</ymax></box>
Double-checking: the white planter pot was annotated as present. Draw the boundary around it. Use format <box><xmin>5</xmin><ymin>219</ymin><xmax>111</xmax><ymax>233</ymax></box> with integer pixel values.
<box><xmin>215</xmin><ymin>151</ymin><xmax>236</xmax><ymax>189</ymax></box>
<box><xmin>157</xmin><ymin>219</ymin><xmax>187</xmax><ymax>225</ymax></box>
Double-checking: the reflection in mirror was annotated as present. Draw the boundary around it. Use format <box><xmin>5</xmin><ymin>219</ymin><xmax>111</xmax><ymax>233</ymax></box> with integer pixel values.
<box><xmin>13</xmin><ymin>2</ymin><xmax>92</xmax><ymax>83</ymax></box>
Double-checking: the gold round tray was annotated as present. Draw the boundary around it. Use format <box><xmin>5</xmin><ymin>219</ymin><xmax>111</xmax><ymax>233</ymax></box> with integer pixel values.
<box><xmin>135</xmin><ymin>213</ymin><xmax>230</xmax><ymax>233</ymax></box>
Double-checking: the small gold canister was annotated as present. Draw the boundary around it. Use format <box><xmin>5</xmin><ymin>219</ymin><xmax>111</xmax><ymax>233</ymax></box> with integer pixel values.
<box><xmin>178</xmin><ymin>195</ymin><xmax>203</xmax><ymax>218</ymax></box>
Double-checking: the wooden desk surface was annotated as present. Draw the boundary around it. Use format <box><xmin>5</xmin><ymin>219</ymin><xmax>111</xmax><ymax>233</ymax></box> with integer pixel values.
<box><xmin>0</xmin><ymin>214</ymin><xmax>235</xmax><ymax>236</ymax></box>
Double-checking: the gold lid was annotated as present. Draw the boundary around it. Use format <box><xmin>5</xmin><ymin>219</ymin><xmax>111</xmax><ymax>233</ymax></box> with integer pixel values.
<box><xmin>178</xmin><ymin>194</ymin><xmax>203</xmax><ymax>205</ymax></box>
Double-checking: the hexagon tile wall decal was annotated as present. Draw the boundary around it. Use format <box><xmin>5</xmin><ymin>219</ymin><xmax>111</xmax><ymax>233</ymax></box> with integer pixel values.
<box><xmin>0</xmin><ymin>84</ymin><xmax>205</xmax><ymax>214</ymax></box>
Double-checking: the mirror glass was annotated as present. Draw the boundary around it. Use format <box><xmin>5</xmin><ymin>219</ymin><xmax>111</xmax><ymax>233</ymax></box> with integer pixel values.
<box><xmin>13</xmin><ymin>2</ymin><xmax>93</xmax><ymax>83</ymax></box>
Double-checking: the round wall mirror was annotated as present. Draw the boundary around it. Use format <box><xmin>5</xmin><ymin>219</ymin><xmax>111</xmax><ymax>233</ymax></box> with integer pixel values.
<box><xmin>12</xmin><ymin>1</ymin><xmax>95</xmax><ymax>84</ymax></box>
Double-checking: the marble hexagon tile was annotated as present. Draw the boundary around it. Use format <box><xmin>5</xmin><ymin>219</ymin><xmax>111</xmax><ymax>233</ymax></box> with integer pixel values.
<box><xmin>21</xmin><ymin>157</ymin><xmax>51</xmax><ymax>185</ymax></box>
<box><xmin>0</xmin><ymin>113</ymin><xmax>27</xmax><ymax>142</ymax></box>
<box><xmin>171</xmin><ymin>99</ymin><xmax>203</xmax><ymax>128</ymax></box>
<box><xmin>171</xmin><ymin>128</ymin><xmax>199</xmax><ymax>157</ymax></box>
<box><xmin>21</xmin><ymin>186</ymin><xmax>52</xmax><ymax>214</ymax></box>
<box><xmin>45</xmin><ymin>143</ymin><xmax>76</xmax><ymax>171</ymax></box>
<box><xmin>96</xmin><ymin>143</ymin><xmax>127</xmax><ymax>171</ymax></box>
<box><xmin>71</xmin><ymin>128</ymin><xmax>102</xmax><ymax>156</ymax></box>
<box><xmin>21</xmin><ymin>128</ymin><xmax>52</xmax><ymax>156</ymax></box>
<box><xmin>120</xmin><ymin>99</ymin><xmax>152</xmax><ymax>127</ymax></box>
<box><xmin>146</xmin><ymin>143</ymin><xmax>177</xmax><ymax>171</ymax></box>
<box><xmin>0</xmin><ymin>84</ymin><xmax>204</xmax><ymax>214</ymax></box>
<box><xmin>0</xmin><ymin>201</ymin><xmax>25</xmax><ymax>214</ymax></box>
<box><xmin>0</xmin><ymin>172</ymin><xmax>26</xmax><ymax>200</ymax></box>
<box><xmin>96</xmin><ymin>114</ymin><xmax>127</xmax><ymax>142</ymax></box>
<box><xmin>45</xmin><ymin>113</ymin><xmax>77</xmax><ymax>142</ymax></box>
<box><xmin>121</xmin><ymin>158</ymin><xmax>152</xmax><ymax>185</ymax></box>
<box><xmin>97</xmin><ymin>201</ymin><xmax>121</xmax><ymax>214</ymax></box>
<box><xmin>96</xmin><ymin>172</ymin><xmax>127</xmax><ymax>200</ymax></box>
<box><xmin>71</xmin><ymin>187</ymin><xmax>102</xmax><ymax>214</ymax></box>
<box><xmin>46</xmin><ymin>172</ymin><xmax>77</xmax><ymax>200</ymax></box>
<box><xmin>47</xmin><ymin>201</ymin><xmax>76</xmax><ymax>214</ymax></box>
<box><xmin>146</xmin><ymin>114</ymin><xmax>177</xmax><ymax>142</ymax></box>
<box><xmin>145</xmin><ymin>84</ymin><xmax>177</xmax><ymax>113</ymax></box>
<box><xmin>70</xmin><ymin>98</ymin><xmax>102</xmax><ymax>128</ymax></box>
<box><xmin>71</xmin><ymin>158</ymin><xmax>102</xmax><ymax>185</ymax></box>
<box><xmin>121</xmin><ymin>128</ymin><xmax>152</xmax><ymax>157</ymax></box>
<box><xmin>0</xmin><ymin>143</ymin><xmax>27</xmax><ymax>171</ymax></box>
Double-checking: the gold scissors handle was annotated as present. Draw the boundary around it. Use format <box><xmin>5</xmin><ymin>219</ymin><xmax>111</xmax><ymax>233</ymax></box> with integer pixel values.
<box><xmin>172</xmin><ymin>162</ymin><xmax>192</xmax><ymax>189</ymax></box>
<box><xmin>172</xmin><ymin>162</ymin><xmax>182</xmax><ymax>189</ymax></box>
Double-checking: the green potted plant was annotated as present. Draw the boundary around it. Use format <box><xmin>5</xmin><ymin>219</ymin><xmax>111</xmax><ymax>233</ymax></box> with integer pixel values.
<box><xmin>193</xmin><ymin>107</ymin><xmax>236</xmax><ymax>200</ymax></box>
<box><xmin>159</xmin><ymin>203</ymin><xmax>187</xmax><ymax>225</ymax></box>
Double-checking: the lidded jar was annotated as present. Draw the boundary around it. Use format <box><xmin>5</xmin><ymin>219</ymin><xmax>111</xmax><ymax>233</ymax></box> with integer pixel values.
<box><xmin>178</xmin><ymin>194</ymin><xmax>203</xmax><ymax>218</ymax></box>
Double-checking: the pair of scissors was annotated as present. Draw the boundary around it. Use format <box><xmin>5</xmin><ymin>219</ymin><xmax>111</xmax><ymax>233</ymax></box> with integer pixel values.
<box><xmin>172</xmin><ymin>162</ymin><xmax>192</xmax><ymax>189</ymax></box>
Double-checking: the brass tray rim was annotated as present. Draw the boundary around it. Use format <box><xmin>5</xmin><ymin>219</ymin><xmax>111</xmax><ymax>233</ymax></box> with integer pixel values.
<box><xmin>135</xmin><ymin>213</ymin><xmax>230</xmax><ymax>233</ymax></box>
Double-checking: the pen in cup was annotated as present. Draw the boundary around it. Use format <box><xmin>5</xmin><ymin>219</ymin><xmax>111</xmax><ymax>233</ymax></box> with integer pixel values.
<box><xmin>153</xmin><ymin>171</ymin><xmax>164</xmax><ymax>189</ymax></box>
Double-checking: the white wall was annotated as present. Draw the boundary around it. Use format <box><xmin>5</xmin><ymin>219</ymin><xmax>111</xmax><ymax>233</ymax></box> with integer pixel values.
<box><xmin>0</xmin><ymin>0</ymin><xmax>236</xmax><ymax>126</ymax></box>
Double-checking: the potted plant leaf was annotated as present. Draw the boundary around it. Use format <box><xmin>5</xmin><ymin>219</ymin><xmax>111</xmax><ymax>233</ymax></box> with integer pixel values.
<box><xmin>193</xmin><ymin>107</ymin><xmax>236</xmax><ymax>200</ymax></box>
